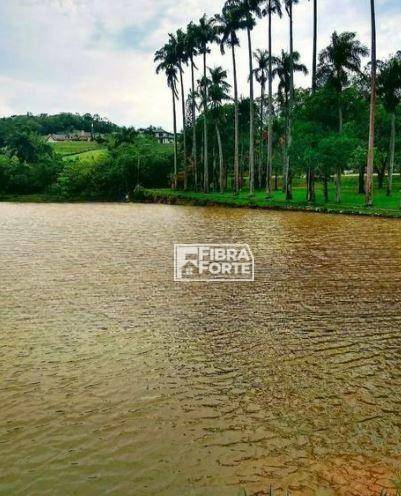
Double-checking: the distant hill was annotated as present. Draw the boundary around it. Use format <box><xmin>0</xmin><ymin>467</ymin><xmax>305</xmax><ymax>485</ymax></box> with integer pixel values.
<box><xmin>0</xmin><ymin>112</ymin><xmax>120</xmax><ymax>146</ymax></box>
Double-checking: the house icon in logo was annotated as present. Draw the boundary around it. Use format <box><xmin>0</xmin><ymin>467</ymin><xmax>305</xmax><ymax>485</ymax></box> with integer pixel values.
<box><xmin>174</xmin><ymin>243</ymin><xmax>254</xmax><ymax>282</ymax></box>
<box><xmin>181</xmin><ymin>253</ymin><xmax>200</xmax><ymax>278</ymax></box>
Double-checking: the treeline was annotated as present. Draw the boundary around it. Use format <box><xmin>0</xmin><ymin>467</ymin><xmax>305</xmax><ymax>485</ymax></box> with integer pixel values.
<box><xmin>0</xmin><ymin>124</ymin><xmax>174</xmax><ymax>199</ymax></box>
<box><xmin>155</xmin><ymin>0</ymin><xmax>400</xmax><ymax>205</ymax></box>
<box><xmin>55</xmin><ymin>135</ymin><xmax>173</xmax><ymax>200</ymax></box>
<box><xmin>181</xmin><ymin>78</ymin><xmax>401</xmax><ymax>200</ymax></box>
<box><xmin>0</xmin><ymin>112</ymin><xmax>119</xmax><ymax>146</ymax></box>
<box><xmin>0</xmin><ymin>135</ymin><xmax>62</xmax><ymax>196</ymax></box>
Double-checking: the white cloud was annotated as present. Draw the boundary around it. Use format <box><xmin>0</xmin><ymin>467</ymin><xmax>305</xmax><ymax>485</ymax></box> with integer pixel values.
<box><xmin>0</xmin><ymin>0</ymin><xmax>400</xmax><ymax>130</ymax></box>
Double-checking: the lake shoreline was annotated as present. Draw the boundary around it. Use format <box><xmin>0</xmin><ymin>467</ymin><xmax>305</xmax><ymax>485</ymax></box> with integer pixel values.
<box><xmin>2</xmin><ymin>190</ymin><xmax>401</xmax><ymax>219</ymax></box>
<box><xmin>140</xmin><ymin>189</ymin><xmax>401</xmax><ymax>219</ymax></box>
<box><xmin>0</xmin><ymin>194</ymin><xmax>113</xmax><ymax>204</ymax></box>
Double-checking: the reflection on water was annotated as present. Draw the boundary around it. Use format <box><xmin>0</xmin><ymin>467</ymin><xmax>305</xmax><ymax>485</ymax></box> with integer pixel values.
<box><xmin>1</xmin><ymin>202</ymin><xmax>401</xmax><ymax>496</ymax></box>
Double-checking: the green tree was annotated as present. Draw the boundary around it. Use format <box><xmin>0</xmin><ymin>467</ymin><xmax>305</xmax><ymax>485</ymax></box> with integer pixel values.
<box><xmin>186</xmin><ymin>22</ymin><xmax>200</xmax><ymax>190</ymax></box>
<box><xmin>0</xmin><ymin>134</ymin><xmax>62</xmax><ymax>195</ymax></box>
<box><xmin>317</xmin><ymin>31</ymin><xmax>368</xmax><ymax>202</ymax></box>
<box><xmin>207</xmin><ymin>67</ymin><xmax>232</xmax><ymax>192</ymax></box>
<box><xmin>289</xmin><ymin>120</ymin><xmax>323</xmax><ymax>202</ymax></box>
<box><xmin>261</xmin><ymin>0</ymin><xmax>282</xmax><ymax>194</ymax></box>
<box><xmin>366</xmin><ymin>0</ymin><xmax>377</xmax><ymax>206</ymax></box>
<box><xmin>318</xmin><ymin>32</ymin><xmax>368</xmax><ymax>134</ymax></box>
<box><xmin>253</xmin><ymin>49</ymin><xmax>269</xmax><ymax>188</ymax></box>
<box><xmin>169</xmin><ymin>29</ymin><xmax>189</xmax><ymax>189</ymax></box>
<box><xmin>7</xmin><ymin>131</ymin><xmax>54</xmax><ymax>163</ymax></box>
<box><xmin>238</xmin><ymin>0</ymin><xmax>262</xmax><ymax>195</ymax></box>
<box><xmin>317</xmin><ymin>134</ymin><xmax>356</xmax><ymax>202</ymax></box>
<box><xmin>273</xmin><ymin>50</ymin><xmax>307</xmax><ymax>194</ymax></box>
<box><xmin>154</xmin><ymin>43</ymin><xmax>179</xmax><ymax>189</ymax></box>
<box><xmin>284</xmin><ymin>0</ymin><xmax>299</xmax><ymax>200</ymax></box>
<box><xmin>195</xmin><ymin>15</ymin><xmax>219</xmax><ymax>193</ymax></box>
<box><xmin>377</xmin><ymin>53</ymin><xmax>401</xmax><ymax>195</ymax></box>
<box><xmin>215</xmin><ymin>1</ymin><xmax>246</xmax><ymax>194</ymax></box>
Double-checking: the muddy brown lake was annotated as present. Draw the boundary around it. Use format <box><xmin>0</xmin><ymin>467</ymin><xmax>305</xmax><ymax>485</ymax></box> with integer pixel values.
<box><xmin>1</xmin><ymin>202</ymin><xmax>401</xmax><ymax>496</ymax></box>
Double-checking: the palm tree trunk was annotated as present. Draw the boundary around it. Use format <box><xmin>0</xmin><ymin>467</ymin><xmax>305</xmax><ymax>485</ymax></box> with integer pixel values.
<box><xmin>259</xmin><ymin>83</ymin><xmax>265</xmax><ymax>189</ymax></box>
<box><xmin>179</xmin><ymin>63</ymin><xmax>187</xmax><ymax>190</ymax></box>
<box><xmin>336</xmin><ymin>91</ymin><xmax>343</xmax><ymax>201</ymax></box>
<box><xmin>365</xmin><ymin>0</ymin><xmax>376</xmax><ymax>206</ymax></box>
<box><xmin>286</xmin><ymin>122</ymin><xmax>293</xmax><ymax>198</ymax></box>
<box><xmin>212</xmin><ymin>145</ymin><xmax>217</xmax><ymax>191</ymax></box>
<box><xmin>387</xmin><ymin>111</ymin><xmax>396</xmax><ymax>196</ymax></box>
<box><xmin>200</xmin><ymin>135</ymin><xmax>204</xmax><ymax>180</ymax></box>
<box><xmin>359</xmin><ymin>164</ymin><xmax>365</xmax><ymax>194</ymax></box>
<box><xmin>247</xmin><ymin>27</ymin><xmax>255</xmax><ymax>196</ymax></box>
<box><xmin>323</xmin><ymin>174</ymin><xmax>329</xmax><ymax>202</ymax></box>
<box><xmin>335</xmin><ymin>167</ymin><xmax>341</xmax><ymax>203</ymax></box>
<box><xmin>282</xmin><ymin>127</ymin><xmax>287</xmax><ymax>193</ymax></box>
<box><xmin>283</xmin><ymin>94</ymin><xmax>289</xmax><ymax>193</ymax></box>
<box><xmin>216</xmin><ymin>123</ymin><xmax>224</xmax><ymax>194</ymax></box>
<box><xmin>240</xmin><ymin>141</ymin><xmax>244</xmax><ymax>189</ymax></box>
<box><xmin>307</xmin><ymin>167</ymin><xmax>315</xmax><ymax>202</ymax></box>
<box><xmin>312</xmin><ymin>0</ymin><xmax>318</xmax><ymax>94</ymax></box>
<box><xmin>232</xmin><ymin>43</ymin><xmax>240</xmax><ymax>195</ymax></box>
<box><xmin>191</xmin><ymin>56</ymin><xmax>198</xmax><ymax>191</ymax></box>
<box><xmin>203</xmin><ymin>50</ymin><xmax>209</xmax><ymax>193</ymax></box>
<box><xmin>286</xmin><ymin>2</ymin><xmax>294</xmax><ymax>200</ymax></box>
<box><xmin>289</xmin><ymin>3</ymin><xmax>294</xmax><ymax>102</ymax></box>
<box><xmin>266</xmin><ymin>9</ymin><xmax>273</xmax><ymax>195</ymax></box>
<box><xmin>172</xmin><ymin>87</ymin><xmax>178</xmax><ymax>190</ymax></box>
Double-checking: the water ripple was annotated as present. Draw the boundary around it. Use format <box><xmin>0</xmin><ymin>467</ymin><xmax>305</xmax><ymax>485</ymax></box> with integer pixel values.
<box><xmin>1</xmin><ymin>203</ymin><xmax>401</xmax><ymax>495</ymax></box>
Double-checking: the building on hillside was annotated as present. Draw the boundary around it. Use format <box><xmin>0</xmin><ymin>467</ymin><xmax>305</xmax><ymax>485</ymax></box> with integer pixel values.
<box><xmin>138</xmin><ymin>127</ymin><xmax>175</xmax><ymax>145</ymax></box>
<box><xmin>153</xmin><ymin>127</ymin><xmax>174</xmax><ymax>144</ymax></box>
<box><xmin>47</xmin><ymin>134</ymin><xmax>69</xmax><ymax>142</ymax></box>
<box><xmin>46</xmin><ymin>130</ymin><xmax>93</xmax><ymax>143</ymax></box>
<box><xmin>76</xmin><ymin>130</ymin><xmax>92</xmax><ymax>141</ymax></box>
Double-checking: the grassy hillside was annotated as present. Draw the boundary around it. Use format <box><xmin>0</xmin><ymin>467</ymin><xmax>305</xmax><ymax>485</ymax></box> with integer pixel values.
<box><xmin>50</xmin><ymin>141</ymin><xmax>102</xmax><ymax>157</ymax></box>
<box><xmin>62</xmin><ymin>148</ymin><xmax>108</xmax><ymax>163</ymax></box>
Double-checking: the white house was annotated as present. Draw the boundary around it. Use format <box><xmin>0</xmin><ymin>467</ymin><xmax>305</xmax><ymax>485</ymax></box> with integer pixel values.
<box><xmin>152</xmin><ymin>127</ymin><xmax>175</xmax><ymax>145</ymax></box>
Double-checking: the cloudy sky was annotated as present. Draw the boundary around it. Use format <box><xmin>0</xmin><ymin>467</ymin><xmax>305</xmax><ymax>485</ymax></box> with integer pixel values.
<box><xmin>0</xmin><ymin>0</ymin><xmax>400</xmax><ymax>130</ymax></box>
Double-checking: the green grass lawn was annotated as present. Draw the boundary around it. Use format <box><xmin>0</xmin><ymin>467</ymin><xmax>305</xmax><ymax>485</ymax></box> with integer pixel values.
<box><xmin>62</xmin><ymin>148</ymin><xmax>108</xmax><ymax>163</ymax></box>
<box><xmin>50</xmin><ymin>141</ymin><xmax>102</xmax><ymax>157</ymax></box>
<box><xmin>146</xmin><ymin>175</ymin><xmax>401</xmax><ymax>218</ymax></box>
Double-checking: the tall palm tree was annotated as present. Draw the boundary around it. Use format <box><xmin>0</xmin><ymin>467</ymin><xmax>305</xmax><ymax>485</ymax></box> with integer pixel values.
<box><xmin>307</xmin><ymin>0</ymin><xmax>318</xmax><ymax>199</ymax></box>
<box><xmin>154</xmin><ymin>44</ymin><xmax>179</xmax><ymax>189</ymax></box>
<box><xmin>215</xmin><ymin>1</ymin><xmax>246</xmax><ymax>194</ymax></box>
<box><xmin>239</xmin><ymin>0</ymin><xmax>262</xmax><ymax>196</ymax></box>
<box><xmin>365</xmin><ymin>0</ymin><xmax>376</xmax><ymax>206</ymax></box>
<box><xmin>207</xmin><ymin>66</ymin><xmax>232</xmax><ymax>193</ymax></box>
<box><xmin>317</xmin><ymin>31</ymin><xmax>368</xmax><ymax>202</ymax></box>
<box><xmin>195</xmin><ymin>15</ymin><xmax>219</xmax><ymax>193</ymax></box>
<box><xmin>253</xmin><ymin>49</ymin><xmax>269</xmax><ymax>188</ymax></box>
<box><xmin>274</xmin><ymin>50</ymin><xmax>307</xmax><ymax>196</ymax></box>
<box><xmin>186</xmin><ymin>22</ymin><xmax>200</xmax><ymax>191</ymax></box>
<box><xmin>318</xmin><ymin>32</ymin><xmax>368</xmax><ymax>133</ymax></box>
<box><xmin>262</xmin><ymin>0</ymin><xmax>282</xmax><ymax>194</ymax></box>
<box><xmin>169</xmin><ymin>30</ymin><xmax>189</xmax><ymax>189</ymax></box>
<box><xmin>311</xmin><ymin>0</ymin><xmax>318</xmax><ymax>93</ymax></box>
<box><xmin>284</xmin><ymin>0</ymin><xmax>299</xmax><ymax>98</ymax></box>
<box><xmin>284</xmin><ymin>0</ymin><xmax>299</xmax><ymax>200</ymax></box>
<box><xmin>377</xmin><ymin>53</ymin><xmax>401</xmax><ymax>196</ymax></box>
